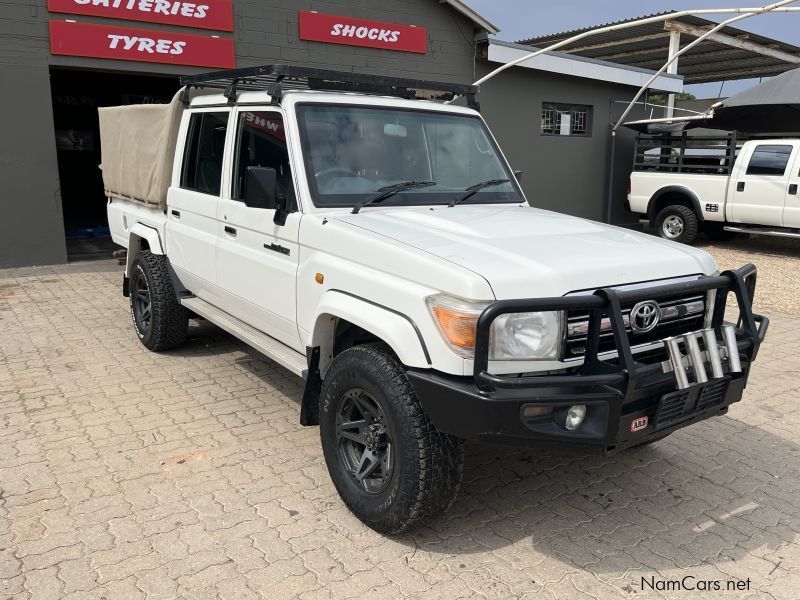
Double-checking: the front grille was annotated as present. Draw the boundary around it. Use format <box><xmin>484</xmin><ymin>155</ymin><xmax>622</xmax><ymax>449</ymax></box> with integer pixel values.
<box><xmin>564</xmin><ymin>293</ymin><xmax>707</xmax><ymax>359</ymax></box>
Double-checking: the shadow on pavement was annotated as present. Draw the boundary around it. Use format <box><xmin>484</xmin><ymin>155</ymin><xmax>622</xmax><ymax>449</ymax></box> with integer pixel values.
<box><xmin>399</xmin><ymin>427</ymin><xmax>797</xmax><ymax>576</ymax></box>
<box><xmin>696</xmin><ymin>233</ymin><xmax>800</xmax><ymax>258</ymax></box>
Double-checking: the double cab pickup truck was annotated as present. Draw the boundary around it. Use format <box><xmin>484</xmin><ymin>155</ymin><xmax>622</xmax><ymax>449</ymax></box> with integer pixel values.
<box><xmin>101</xmin><ymin>65</ymin><xmax>768</xmax><ymax>534</ymax></box>
<box><xmin>629</xmin><ymin>133</ymin><xmax>800</xmax><ymax>244</ymax></box>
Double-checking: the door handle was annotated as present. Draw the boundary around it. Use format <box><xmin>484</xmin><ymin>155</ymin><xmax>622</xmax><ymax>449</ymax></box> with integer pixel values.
<box><xmin>171</xmin><ymin>209</ymin><xmax>180</xmax><ymax>218</ymax></box>
<box><xmin>736</xmin><ymin>181</ymin><xmax>745</xmax><ymax>192</ymax></box>
<box><xmin>224</xmin><ymin>226</ymin><xmax>237</xmax><ymax>236</ymax></box>
<box><xmin>789</xmin><ymin>184</ymin><xmax>798</xmax><ymax>195</ymax></box>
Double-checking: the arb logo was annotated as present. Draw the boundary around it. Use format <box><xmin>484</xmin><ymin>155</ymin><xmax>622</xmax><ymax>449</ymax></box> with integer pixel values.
<box><xmin>631</xmin><ymin>416</ymin><xmax>649</xmax><ymax>432</ymax></box>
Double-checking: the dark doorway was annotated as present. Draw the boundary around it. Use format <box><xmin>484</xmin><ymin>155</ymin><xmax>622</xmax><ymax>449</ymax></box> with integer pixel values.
<box><xmin>49</xmin><ymin>68</ymin><xmax>179</xmax><ymax>261</ymax></box>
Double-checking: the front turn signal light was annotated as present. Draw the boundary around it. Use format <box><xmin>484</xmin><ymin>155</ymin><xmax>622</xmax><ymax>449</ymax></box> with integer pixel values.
<box><xmin>426</xmin><ymin>294</ymin><xmax>490</xmax><ymax>358</ymax></box>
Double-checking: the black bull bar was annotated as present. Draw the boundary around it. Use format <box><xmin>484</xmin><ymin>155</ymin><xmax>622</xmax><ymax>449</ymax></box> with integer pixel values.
<box><xmin>473</xmin><ymin>264</ymin><xmax>768</xmax><ymax>397</ymax></box>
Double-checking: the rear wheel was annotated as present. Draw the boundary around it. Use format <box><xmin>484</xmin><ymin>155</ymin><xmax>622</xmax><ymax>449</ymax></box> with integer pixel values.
<box><xmin>319</xmin><ymin>343</ymin><xmax>464</xmax><ymax>534</ymax></box>
<box><xmin>130</xmin><ymin>251</ymin><xmax>188</xmax><ymax>351</ymax></box>
<box><xmin>655</xmin><ymin>205</ymin><xmax>698</xmax><ymax>245</ymax></box>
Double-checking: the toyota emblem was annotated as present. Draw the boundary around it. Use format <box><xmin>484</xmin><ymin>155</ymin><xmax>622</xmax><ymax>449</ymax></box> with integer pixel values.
<box><xmin>630</xmin><ymin>300</ymin><xmax>661</xmax><ymax>333</ymax></box>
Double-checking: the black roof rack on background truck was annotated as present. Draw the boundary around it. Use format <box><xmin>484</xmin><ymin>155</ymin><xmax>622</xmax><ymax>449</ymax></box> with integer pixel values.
<box><xmin>179</xmin><ymin>64</ymin><xmax>480</xmax><ymax>110</ymax></box>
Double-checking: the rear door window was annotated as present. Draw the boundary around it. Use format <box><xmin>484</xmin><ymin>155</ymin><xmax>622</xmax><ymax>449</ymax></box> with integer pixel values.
<box><xmin>180</xmin><ymin>112</ymin><xmax>229</xmax><ymax>195</ymax></box>
<box><xmin>745</xmin><ymin>144</ymin><xmax>793</xmax><ymax>176</ymax></box>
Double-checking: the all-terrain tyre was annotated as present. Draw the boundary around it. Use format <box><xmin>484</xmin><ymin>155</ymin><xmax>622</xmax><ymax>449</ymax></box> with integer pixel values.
<box><xmin>319</xmin><ymin>343</ymin><xmax>464</xmax><ymax>534</ymax></box>
<box><xmin>129</xmin><ymin>250</ymin><xmax>188</xmax><ymax>351</ymax></box>
<box><xmin>655</xmin><ymin>205</ymin><xmax>699</xmax><ymax>245</ymax></box>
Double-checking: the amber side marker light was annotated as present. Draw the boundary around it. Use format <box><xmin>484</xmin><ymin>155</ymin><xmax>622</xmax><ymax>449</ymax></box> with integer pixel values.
<box><xmin>522</xmin><ymin>405</ymin><xmax>553</xmax><ymax>418</ymax></box>
<box><xmin>315</xmin><ymin>273</ymin><xmax>325</xmax><ymax>284</ymax></box>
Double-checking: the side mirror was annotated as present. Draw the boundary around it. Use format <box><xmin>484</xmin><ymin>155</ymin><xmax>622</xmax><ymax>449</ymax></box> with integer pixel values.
<box><xmin>243</xmin><ymin>166</ymin><xmax>291</xmax><ymax>226</ymax></box>
<box><xmin>513</xmin><ymin>169</ymin><xmax>523</xmax><ymax>182</ymax></box>
<box><xmin>244</xmin><ymin>166</ymin><xmax>278</xmax><ymax>210</ymax></box>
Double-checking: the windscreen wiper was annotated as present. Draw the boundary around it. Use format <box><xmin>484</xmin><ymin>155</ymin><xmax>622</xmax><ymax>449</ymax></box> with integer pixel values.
<box><xmin>448</xmin><ymin>178</ymin><xmax>511</xmax><ymax>207</ymax></box>
<box><xmin>351</xmin><ymin>181</ymin><xmax>437</xmax><ymax>214</ymax></box>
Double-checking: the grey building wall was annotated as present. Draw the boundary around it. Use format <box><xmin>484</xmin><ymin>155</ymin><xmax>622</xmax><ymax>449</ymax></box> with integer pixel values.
<box><xmin>475</xmin><ymin>62</ymin><xmax>643</xmax><ymax>225</ymax></box>
<box><xmin>0</xmin><ymin>63</ymin><xmax>67</xmax><ymax>268</ymax></box>
<box><xmin>0</xmin><ymin>0</ymin><xmax>480</xmax><ymax>267</ymax></box>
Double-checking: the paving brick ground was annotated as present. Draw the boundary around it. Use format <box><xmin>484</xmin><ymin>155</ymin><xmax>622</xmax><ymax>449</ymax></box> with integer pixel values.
<box><xmin>1</xmin><ymin>238</ymin><xmax>799</xmax><ymax>599</ymax></box>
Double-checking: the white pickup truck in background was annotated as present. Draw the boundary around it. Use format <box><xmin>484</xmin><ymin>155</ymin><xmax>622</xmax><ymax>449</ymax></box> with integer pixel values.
<box><xmin>628</xmin><ymin>134</ymin><xmax>800</xmax><ymax>244</ymax></box>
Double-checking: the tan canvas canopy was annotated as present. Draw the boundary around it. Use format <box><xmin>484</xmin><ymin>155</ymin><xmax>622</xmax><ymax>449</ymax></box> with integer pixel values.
<box><xmin>98</xmin><ymin>88</ymin><xmax>186</xmax><ymax>210</ymax></box>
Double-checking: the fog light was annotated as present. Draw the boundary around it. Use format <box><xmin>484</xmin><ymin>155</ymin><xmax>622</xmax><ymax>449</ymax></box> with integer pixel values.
<box><xmin>565</xmin><ymin>405</ymin><xmax>587</xmax><ymax>430</ymax></box>
<box><xmin>522</xmin><ymin>405</ymin><xmax>553</xmax><ymax>418</ymax></box>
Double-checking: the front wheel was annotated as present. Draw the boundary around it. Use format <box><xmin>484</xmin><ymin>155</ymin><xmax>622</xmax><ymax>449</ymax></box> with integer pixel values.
<box><xmin>319</xmin><ymin>344</ymin><xmax>464</xmax><ymax>534</ymax></box>
<box><xmin>655</xmin><ymin>205</ymin><xmax>698</xmax><ymax>245</ymax></box>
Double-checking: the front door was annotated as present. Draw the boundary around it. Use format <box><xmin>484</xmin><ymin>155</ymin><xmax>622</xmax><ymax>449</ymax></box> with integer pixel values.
<box><xmin>165</xmin><ymin>108</ymin><xmax>229</xmax><ymax>305</ymax></box>
<box><xmin>215</xmin><ymin>108</ymin><xmax>302</xmax><ymax>351</ymax></box>
<box><xmin>728</xmin><ymin>143</ymin><xmax>796</xmax><ymax>227</ymax></box>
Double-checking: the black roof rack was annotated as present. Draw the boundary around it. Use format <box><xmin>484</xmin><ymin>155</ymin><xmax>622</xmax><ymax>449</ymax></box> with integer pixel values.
<box><xmin>179</xmin><ymin>64</ymin><xmax>479</xmax><ymax>110</ymax></box>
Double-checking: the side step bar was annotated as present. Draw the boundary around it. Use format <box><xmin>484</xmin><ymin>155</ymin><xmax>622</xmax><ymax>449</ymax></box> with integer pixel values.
<box><xmin>723</xmin><ymin>225</ymin><xmax>800</xmax><ymax>239</ymax></box>
<box><xmin>181</xmin><ymin>296</ymin><xmax>307</xmax><ymax>378</ymax></box>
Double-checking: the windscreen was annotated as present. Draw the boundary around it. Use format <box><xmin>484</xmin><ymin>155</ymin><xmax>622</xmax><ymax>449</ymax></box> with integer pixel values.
<box><xmin>296</xmin><ymin>104</ymin><xmax>523</xmax><ymax>207</ymax></box>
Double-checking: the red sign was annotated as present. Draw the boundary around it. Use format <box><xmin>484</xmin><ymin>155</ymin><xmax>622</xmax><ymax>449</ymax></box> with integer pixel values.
<box><xmin>299</xmin><ymin>11</ymin><xmax>427</xmax><ymax>54</ymax></box>
<box><xmin>47</xmin><ymin>0</ymin><xmax>233</xmax><ymax>32</ymax></box>
<box><xmin>241</xmin><ymin>111</ymin><xmax>286</xmax><ymax>141</ymax></box>
<box><xmin>49</xmin><ymin>21</ymin><xmax>235</xmax><ymax>68</ymax></box>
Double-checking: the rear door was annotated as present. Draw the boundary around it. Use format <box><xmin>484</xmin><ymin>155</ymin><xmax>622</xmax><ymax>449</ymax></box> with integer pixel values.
<box><xmin>728</xmin><ymin>142</ymin><xmax>796</xmax><ymax>226</ymax></box>
<box><xmin>166</xmin><ymin>108</ymin><xmax>230</xmax><ymax>303</ymax></box>
<box><xmin>781</xmin><ymin>143</ymin><xmax>800</xmax><ymax>227</ymax></box>
<box><xmin>215</xmin><ymin>108</ymin><xmax>302</xmax><ymax>350</ymax></box>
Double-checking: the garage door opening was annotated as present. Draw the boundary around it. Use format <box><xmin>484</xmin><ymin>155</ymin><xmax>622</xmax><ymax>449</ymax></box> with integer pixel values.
<box><xmin>49</xmin><ymin>68</ymin><xmax>179</xmax><ymax>262</ymax></box>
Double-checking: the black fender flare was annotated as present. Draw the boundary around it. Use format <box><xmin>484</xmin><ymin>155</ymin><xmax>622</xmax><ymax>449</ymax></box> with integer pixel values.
<box><xmin>647</xmin><ymin>186</ymin><xmax>704</xmax><ymax>223</ymax></box>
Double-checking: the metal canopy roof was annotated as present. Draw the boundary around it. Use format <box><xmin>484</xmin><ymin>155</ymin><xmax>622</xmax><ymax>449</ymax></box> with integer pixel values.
<box><xmin>517</xmin><ymin>12</ymin><xmax>800</xmax><ymax>84</ymax></box>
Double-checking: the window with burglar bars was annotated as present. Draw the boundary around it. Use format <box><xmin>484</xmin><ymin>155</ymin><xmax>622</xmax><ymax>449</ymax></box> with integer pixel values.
<box><xmin>541</xmin><ymin>103</ymin><xmax>592</xmax><ymax>137</ymax></box>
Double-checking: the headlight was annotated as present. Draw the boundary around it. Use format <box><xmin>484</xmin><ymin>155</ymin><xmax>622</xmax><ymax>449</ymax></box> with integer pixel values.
<box><xmin>489</xmin><ymin>310</ymin><xmax>561</xmax><ymax>360</ymax></box>
<box><xmin>426</xmin><ymin>294</ymin><xmax>562</xmax><ymax>360</ymax></box>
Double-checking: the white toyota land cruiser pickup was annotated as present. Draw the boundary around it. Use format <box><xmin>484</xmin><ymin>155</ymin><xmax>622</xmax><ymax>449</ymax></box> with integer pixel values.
<box><xmin>102</xmin><ymin>66</ymin><xmax>768</xmax><ymax>534</ymax></box>
<box><xmin>629</xmin><ymin>132</ymin><xmax>800</xmax><ymax>245</ymax></box>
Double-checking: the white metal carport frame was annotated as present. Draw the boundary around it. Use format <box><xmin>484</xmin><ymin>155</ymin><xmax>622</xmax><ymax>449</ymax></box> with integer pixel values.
<box><xmin>471</xmin><ymin>1</ymin><xmax>800</xmax><ymax>223</ymax></box>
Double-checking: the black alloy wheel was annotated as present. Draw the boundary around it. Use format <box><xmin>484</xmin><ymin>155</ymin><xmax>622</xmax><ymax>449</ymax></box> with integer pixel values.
<box><xmin>131</xmin><ymin>267</ymin><xmax>153</xmax><ymax>335</ymax></box>
<box><xmin>336</xmin><ymin>388</ymin><xmax>394</xmax><ymax>494</ymax></box>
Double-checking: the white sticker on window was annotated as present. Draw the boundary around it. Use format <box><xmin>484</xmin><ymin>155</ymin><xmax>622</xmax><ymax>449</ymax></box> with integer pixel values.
<box><xmin>559</xmin><ymin>113</ymin><xmax>571</xmax><ymax>136</ymax></box>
